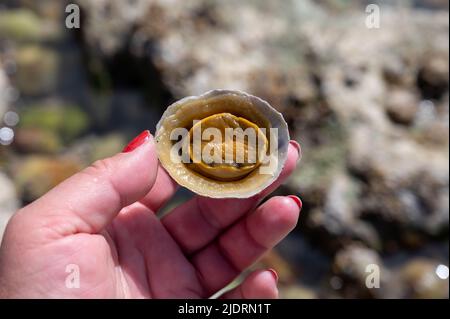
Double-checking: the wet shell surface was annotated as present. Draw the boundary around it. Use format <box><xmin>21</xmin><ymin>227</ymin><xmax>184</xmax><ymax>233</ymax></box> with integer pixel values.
<box><xmin>155</xmin><ymin>89</ymin><xmax>290</xmax><ymax>198</ymax></box>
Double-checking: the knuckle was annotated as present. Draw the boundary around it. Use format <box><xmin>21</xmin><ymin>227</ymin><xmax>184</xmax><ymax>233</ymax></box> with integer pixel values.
<box><xmin>2</xmin><ymin>209</ymin><xmax>29</xmax><ymax>240</ymax></box>
<box><xmin>84</xmin><ymin>158</ymin><xmax>114</xmax><ymax>178</ymax></box>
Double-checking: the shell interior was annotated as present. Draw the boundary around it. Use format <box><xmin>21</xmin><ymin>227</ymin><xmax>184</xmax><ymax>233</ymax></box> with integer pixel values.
<box><xmin>155</xmin><ymin>89</ymin><xmax>290</xmax><ymax>198</ymax></box>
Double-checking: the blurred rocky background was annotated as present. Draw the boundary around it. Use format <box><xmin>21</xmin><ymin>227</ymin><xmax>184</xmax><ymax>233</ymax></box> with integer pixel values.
<box><xmin>0</xmin><ymin>0</ymin><xmax>448</xmax><ymax>298</ymax></box>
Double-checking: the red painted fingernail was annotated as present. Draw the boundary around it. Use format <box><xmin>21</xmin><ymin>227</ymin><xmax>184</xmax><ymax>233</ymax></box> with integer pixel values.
<box><xmin>288</xmin><ymin>195</ymin><xmax>302</xmax><ymax>211</ymax></box>
<box><xmin>122</xmin><ymin>130</ymin><xmax>151</xmax><ymax>153</ymax></box>
<box><xmin>289</xmin><ymin>140</ymin><xmax>302</xmax><ymax>162</ymax></box>
<box><xmin>268</xmin><ymin>268</ymin><xmax>279</xmax><ymax>283</ymax></box>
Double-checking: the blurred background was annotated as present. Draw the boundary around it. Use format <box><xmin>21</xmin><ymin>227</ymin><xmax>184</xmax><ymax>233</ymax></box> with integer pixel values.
<box><xmin>0</xmin><ymin>0</ymin><xmax>448</xmax><ymax>298</ymax></box>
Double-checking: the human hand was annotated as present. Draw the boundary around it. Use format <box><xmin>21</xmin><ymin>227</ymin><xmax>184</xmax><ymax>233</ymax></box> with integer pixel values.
<box><xmin>0</xmin><ymin>130</ymin><xmax>302</xmax><ymax>298</ymax></box>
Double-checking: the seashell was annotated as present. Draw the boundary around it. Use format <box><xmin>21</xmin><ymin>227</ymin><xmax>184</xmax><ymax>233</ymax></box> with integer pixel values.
<box><xmin>155</xmin><ymin>89</ymin><xmax>290</xmax><ymax>198</ymax></box>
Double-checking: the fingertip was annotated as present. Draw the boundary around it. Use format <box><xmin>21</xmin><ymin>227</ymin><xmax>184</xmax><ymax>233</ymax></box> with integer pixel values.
<box><xmin>242</xmin><ymin>269</ymin><xmax>279</xmax><ymax>299</ymax></box>
<box><xmin>271</xmin><ymin>196</ymin><xmax>301</xmax><ymax>230</ymax></box>
<box><xmin>116</xmin><ymin>134</ymin><xmax>159</xmax><ymax>194</ymax></box>
<box><xmin>246</xmin><ymin>196</ymin><xmax>299</xmax><ymax>250</ymax></box>
<box><xmin>268</xmin><ymin>268</ymin><xmax>279</xmax><ymax>283</ymax></box>
<box><xmin>122</xmin><ymin>130</ymin><xmax>152</xmax><ymax>153</ymax></box>
<box><xmin>287</xmin><ymin>195</ymin><xmax>302</xmax><ymax>211</ymax></box>
<box><xmin>289</xmin><ymin>140</ymin><xmax>302</xmax><ymax>163</ymax></box>
<box><xmin>281</xmin><ymin>142</ymin><xmax>301</xmax><ymax>178</ymax></box>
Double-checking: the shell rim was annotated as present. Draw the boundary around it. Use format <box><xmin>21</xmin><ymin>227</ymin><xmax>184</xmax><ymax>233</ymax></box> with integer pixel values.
<box><xmin>155</xmin><ymin>89</ymin><xmax>290</xmax><ymax>198</ymax></box>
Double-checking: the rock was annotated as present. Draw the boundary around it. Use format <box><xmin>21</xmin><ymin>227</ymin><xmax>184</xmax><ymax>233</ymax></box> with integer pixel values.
<box><xmin>11</xmin><ymin>100</ymin><xmax>88</xmax><ymax>155</ymax></box>
<box><xmin>385</xmin><ymin>89</ymin><xmax>419</xmax><ymax>125</ymax></box>
<box><xmin>259</xmin><ymin>249</ymin><xmax>297</xmax><ymax>285</ymax></box>
<box><xmin>382</xmin><ymin>54</ymin><xmax>416</xmax><ymax>87</ymax></box>
<box><xmin>399</xmin><ymin>258</ymin><xmax>449</xmax><ymax>299</ymax></box>
<box><xmin>349</xmin><ymin>126</ymin><xmax>449</xmax><ymax>244</ymax></box>
<box><xmin>413</xmin><ymin>98</ymin><xmax>450</xmax><ymax>143</ymax></box>
<box><xmin>420</xmin><ymin>118</ymin><xmax>449</xmax><ymax>145</ymax></box>
<box><xmin>0</xmin><ymin>172</ymin><xmax>19</xmax><ymax>243</ymax></box>
<box><xmin>77</xmin><ymin>0</ymin><xmax>320</xmax><ymax>101</ymax></box>
<box><xmin>17</xmin><ymin>101</ymin><xmax>90</xmax><ymax>146</ymax></box>
<box><xmin>12</xmin><ymin>156</ymin><xmax>82</xmax><ymax>203</ymax></box>
<box><xmin>88</xmin><ymin>133</ymin><xmax>127</xmax><ymax>162</ymax></box>
<box><xmin>63</xmin><ymin>133</ymin><xmax>127</xmax><ymax>166</ymax></box>
<box><xmin>414</xmin><ymin>0</ymin><xmax>449</xmax><ymax>10</ymax></box>
<box><xmin>279</xmin><ymin>284</ymin><xmax>317</xmax><ymax>299</ymax></box>
<box><xmin>14</xmin><ymin>45</ymin><xmax>59</xmax><ymax>96</ymax></box>
<box><xmin>13</xmin><ymin>127</ymin><xmax>62</xmax><ymax>154</ymax></box>
<box><xmin>417</xmin><ymin>53</ymin><xmax>449</xmax><ymax>100</ymax></box>
<box><xmin>12</xmin><ymin>0</ymin><xmax>67</xmax><ymax>24</ymax></box>
<box><xmin>76</xmin><ymin>0</ymin><xmax>153</xmax><ymax>55</ymax></box>
<box><xmin>306</xmin><ymin>174</ymin><xmax>381</xmax><ymax>252</ymax></box>
<box><xmin>0</xmin><ymin>9</ymin><xmax>60</xmax><ymax>42</ymax></box>
<box><xmin>287</xmin><ymin>115</ymin><xmax>347</xmax><ymax>196</ymax></box>
<box><xmin>330</xmin><ymin>244</ymin><xmax>403</xmax><ymax>298</ymax></box>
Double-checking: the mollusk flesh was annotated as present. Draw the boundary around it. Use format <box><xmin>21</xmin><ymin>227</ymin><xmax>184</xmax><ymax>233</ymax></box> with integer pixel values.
<box><xmin>155</xmin><ymin>89</ymin><xmax>290</xmax><ymax>198</ymax></box>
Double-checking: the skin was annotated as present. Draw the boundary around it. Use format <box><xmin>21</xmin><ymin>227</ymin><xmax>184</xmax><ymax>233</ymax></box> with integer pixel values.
<box><xmin>0</xmin><ymin>135</ymin><xmax>301</xmax><ymax>298</ymax></box>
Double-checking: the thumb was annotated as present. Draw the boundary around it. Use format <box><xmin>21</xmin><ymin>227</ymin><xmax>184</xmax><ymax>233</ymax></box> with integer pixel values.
<box><xmin>17</xmin><ymin>130</ymin><xmax>158</xmax><ymax>236</ymax></box>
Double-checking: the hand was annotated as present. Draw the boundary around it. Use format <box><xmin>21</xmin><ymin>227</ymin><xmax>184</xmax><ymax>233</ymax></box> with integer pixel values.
<box><xmin>0</xmin><ymin>131</ymin><xmax>302</xmax><ymax>298</ymax></box>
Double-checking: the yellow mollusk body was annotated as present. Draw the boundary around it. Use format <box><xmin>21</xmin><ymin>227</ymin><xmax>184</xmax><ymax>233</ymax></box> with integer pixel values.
<box><xmin>155</xmin><ymin>90</ymin><xmax>289</xmax><ymax>198</ymax></box>
<box><xmin>187</xmin><ymin>112</ymin><xmax>268</xmax><ymax>182</ymax></box>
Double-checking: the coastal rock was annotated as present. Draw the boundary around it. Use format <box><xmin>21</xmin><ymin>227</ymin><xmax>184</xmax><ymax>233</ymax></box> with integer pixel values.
<box><xmin>280</xmin><ymin>284</ymin><xmax>317</xmax><ymax>299</ymax></box>
<box><xmin>306</xmin><ymin>174</ymin><xmax>381</xmax><ymax>251</ymax></box>
<box><xmin>0</xmin><ymin>9</ymin><xmax>61</xmax><ymax>42</ymax></box>
<box><xmin>385</xmin><ymin>89</ymin><xmax>419</xmax><ymax>125</ymax></box>
<box><xmin>12</xmin><ymin>156</ymin><xmax>81</xmax><ymax>203</ymax></box>
<box><xmin>330</xmin><ymin>245</ymin><xmax>403</xmax><ymax>298</ymax></box>
<box><xmin>63</xmin><ymin>133</ymin><xmax>127</xmax><ymax>166</ymax></box>
<box><xmin>399</xmin><ymin>258</ymin><xmax>449</xmax><ymax>299</ymax></box>
<box><xmin>17</xmin><ymin>101</ymin><xmax>90</xmax><ymax>147</ymax></box>
<box><xmin>259</xmin><ymin>249</ymin><xmax>297</xmax><ymax>285</ymax></box>
<box><xmin>76</xmin><ymin>0</ymin><xmax>153</xmax><ymax>55</ymax></box>
<box><xmin>14</xmin><ymin>45</ymin><xmax>59</xmax><ymax>96</ymax></box>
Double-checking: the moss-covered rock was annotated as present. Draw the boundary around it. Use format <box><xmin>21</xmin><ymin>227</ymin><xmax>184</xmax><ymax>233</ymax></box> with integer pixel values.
<box><xmin>0</xmin><ymin>10</ymin><xmax>42</xmax><ymax>41</ymax></box>
<box><xmin>12</xmin><ymin>155</ymin><xmax>81</xmax><ymax>202</ymax></box>
<box><xmin>288</xmin><ymin>120</ymin><xmax>347</xmax><ymax>193</ymax></box>
<box><xmin>14</xmin><ymin>45</ymin><xmax>59</xmax><ymax>95</ymax></box>
<box><xmin>18</xmin><ymin>101</ymin><xmax>90</xmax><ymax>146</ymax></box>
<box><xmin>89</xmin><ymin>134</ymin><xmax>126</xmax><ymax>162</ymax></box>
<box><xmin>0</xmin><ymin>9</ymin><xmax>60</xmax><ymax>42</ymax></box>
<box><xmin>13</xmin><ymin>127</ymin><xmax>62</xmax><ymax>154</ymax></box>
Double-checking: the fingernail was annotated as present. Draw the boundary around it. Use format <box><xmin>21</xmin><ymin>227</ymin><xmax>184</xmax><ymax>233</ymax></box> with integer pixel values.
<box><xmin>289</xmin><ymin>140</ymin><xmax>302</xmax><ymax>163</ymax></box>
<box><xmin>268</xmin><ymin>268</ymin><xmax>279</xmax><ymax>283</ymax></box>
<box><xmin>122</xmin><ymin>130</ymin><xmax>151</xmax><ymax>153</ymax></box>
<box><xmin>288</xmin><ymin>195</ymin><xmax>302</xmax><ymax>211</ymax></box>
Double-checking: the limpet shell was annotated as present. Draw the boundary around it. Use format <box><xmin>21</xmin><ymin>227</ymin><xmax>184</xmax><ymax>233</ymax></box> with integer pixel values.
<box><xmin>155</xmin><ymin>89</ymin><xmax>290</xmax><ymax>198</ymax></box>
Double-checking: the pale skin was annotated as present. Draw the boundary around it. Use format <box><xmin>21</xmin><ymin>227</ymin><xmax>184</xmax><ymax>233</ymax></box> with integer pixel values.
<box><xmin>0</xmin><ymin>134</ymin><xmax>301</xmax><ymax>298</ymax></box>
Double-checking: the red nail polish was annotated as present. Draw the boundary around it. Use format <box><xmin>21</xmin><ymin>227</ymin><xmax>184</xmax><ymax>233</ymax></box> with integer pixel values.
<box><xmin>288</xmin><ymin>195</ymin><xmax>302</xmax><ymax>211</ymax></box>
<box><xmin>268</xmin><ymin>268</ymin><xmax>279</xmax><ymax>283</ymax></box>
<box><xmin>122</xmin><ymin>130</ymin><xmax>151</xmax><ymax>153</ymax></box>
